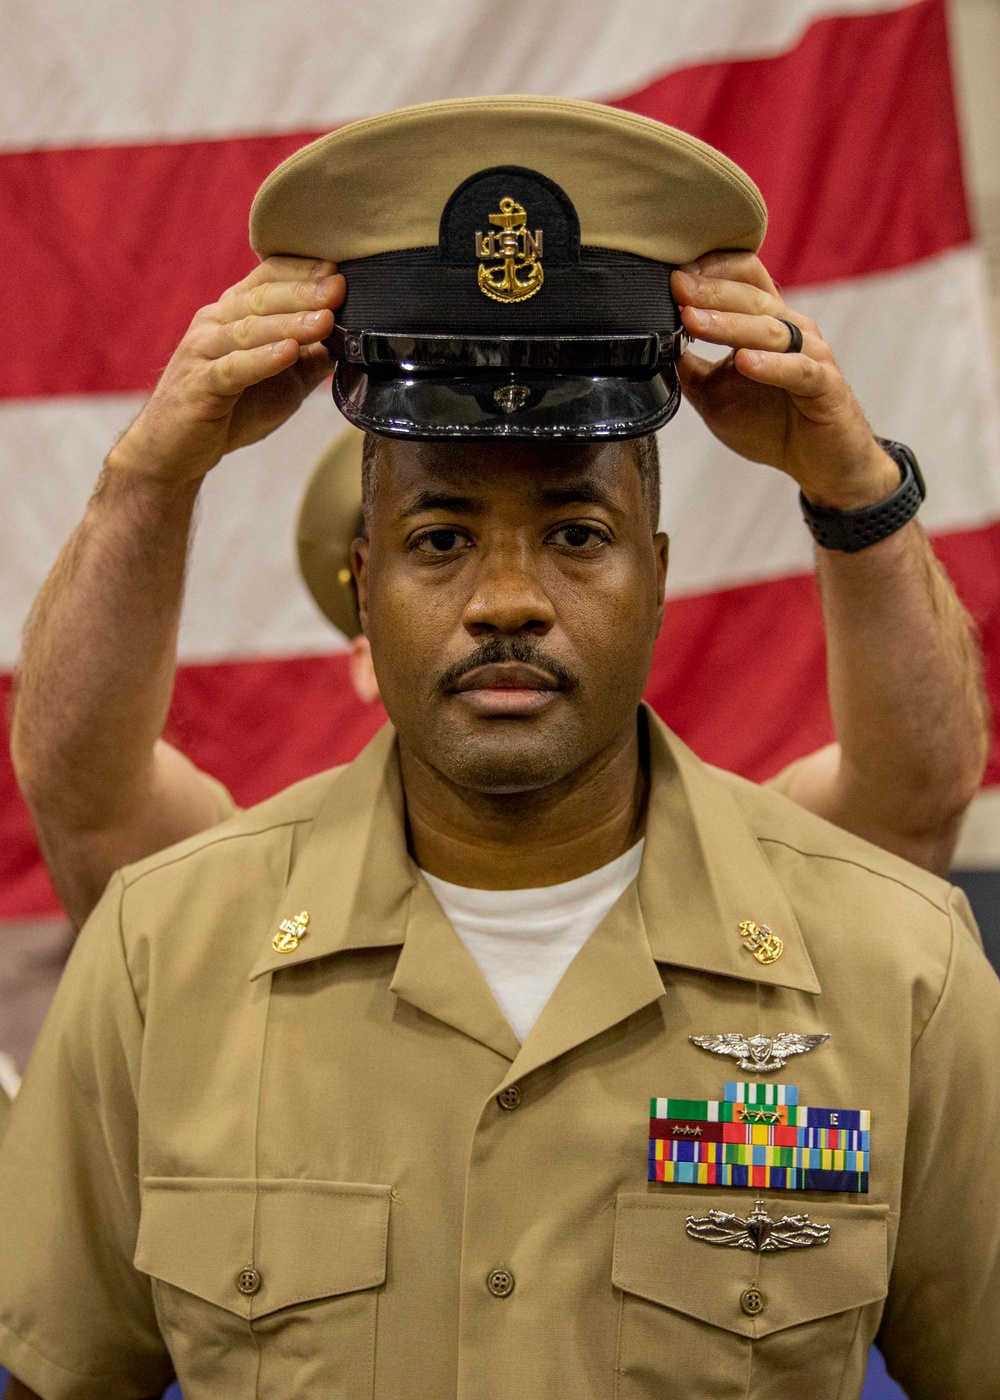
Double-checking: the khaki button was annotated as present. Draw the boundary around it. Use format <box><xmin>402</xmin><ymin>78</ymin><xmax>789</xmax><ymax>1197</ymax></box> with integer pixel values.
<box><xmin>237</xmin><ymin>1267</ymin><xmax>262</xmax><ymax>1296</ymax></box>
<box><xmin>487</xmin><ymin>1267</ymin><xmax>515</xmax><ymax>1298</ymax></box>
<box><xmin>740</xmin><ymin>1286</ymin><xmax>765</xmax><ymax>1317</ymax></box>
<box><xmin>496</xmin><ymin>1084</ymin><xmax>522</xmax><ymax>1111</ymax></box>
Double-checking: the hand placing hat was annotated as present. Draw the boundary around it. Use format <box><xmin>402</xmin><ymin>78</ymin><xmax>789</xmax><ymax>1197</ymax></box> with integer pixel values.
<box><xmin>673</xmin><ymin>252</ymin><xmax>900</xmax><ymax>511</ymax></box>
<box><xmin>105</xmin><ymin>255</ymin><xmax>345</xmax><ymax>485</ymax></box>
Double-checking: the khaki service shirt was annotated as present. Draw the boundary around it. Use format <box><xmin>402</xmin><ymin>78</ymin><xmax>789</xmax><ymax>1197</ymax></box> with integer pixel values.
<box><xmin>1</xmin><ymin>708</ymin><xmax>999</xmax><ymax>1399</ymax></box>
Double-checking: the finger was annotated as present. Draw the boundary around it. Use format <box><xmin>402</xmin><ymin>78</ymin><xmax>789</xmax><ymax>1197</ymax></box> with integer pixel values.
<box><xmin>675</xmin><ymin>347</ymin><xmax>732</xmax><ymax>407</ymax></box>
<box><xmin>200</xmin><ymin>307</ymin><xmax>335</xmax><ymax>356</ymax></box>
<box><xmin>205</xmin><ymin>339</ymin><xmax>301</xmax><ymax>397</ymax></box>
<box><xmin>220</xmin><ymin>272</ymin><xmax>345</xmax><ymax>322</ymax></box>
<box><xmin>681</xmin><ymin>306</ymin><xmax>829</xmax><ymax>360</ymax></box>
<box><xmin>678</xmin><ymin>251</ymin><xmax>777</xmax><ymax>296</ymax></box>
<box><xmin>291</xmin><ymin>340</ymin><xmax>334</xmax><ymax>387</ymax></box>
<box><xmin>245</xmin><ymin>255</ymin><xmax>337</xmax><ymax>286</ymax></box>
<box><xmin>298</xmin><ymin>339</ymin><xmax>333</xmax><ymax>369</ymax></box>
<box><xmin>673</xmin><ymin>270</ymin><xmax>793</xmax><ymax>322</ymax></box>
<box><xmin>734</xmin><ymin>348</ymin><xmax>840</xmax><ymax>399</ymax></box>
<box><xmin>280</xmin><ymin>346</ymin><xmax>334</xmax><ymax>401</ymax></box>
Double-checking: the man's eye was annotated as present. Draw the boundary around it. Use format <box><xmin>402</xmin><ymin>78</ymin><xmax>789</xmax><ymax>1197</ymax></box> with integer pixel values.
<box><xmin>414</xmin><ymin>529</ymin><xmax>469</xmax><ymax>555</ymax></box>
<box><xmin>551</xmin><ymin>524</ymin><xmax>607</xmax><ymax>549</ymax></box>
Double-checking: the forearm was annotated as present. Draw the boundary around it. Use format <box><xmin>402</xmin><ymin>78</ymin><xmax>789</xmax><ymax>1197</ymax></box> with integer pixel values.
<box><xmin>9</xmin><ymin>451</ymin><xmax>219</xmax><ymax>919</ymax></box>
<box><xmin>808</xmin><ymin>519</ymin><xmax>988</xmax><ymax>869</ymax></box>
<box><xmin>13</xmin><ymin>448</ymin><xmax>198</xmax><ymax>812</ymax></box>
<box><xmin>10</xmin><ymin>261</ymin><xmax>340</xmax><ymax>926</ymax></box>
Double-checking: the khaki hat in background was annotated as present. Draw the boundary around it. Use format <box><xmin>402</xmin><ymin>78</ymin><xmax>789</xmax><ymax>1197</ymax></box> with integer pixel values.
<box><xmin>251</xmin><ymin>95</ymin><xmax>766</xmax><ymax>441</ymax></box>
<box><xmin>296</xmin><ymin>425</ymin><xmax>366</xmax><ymax>639</ymax></box>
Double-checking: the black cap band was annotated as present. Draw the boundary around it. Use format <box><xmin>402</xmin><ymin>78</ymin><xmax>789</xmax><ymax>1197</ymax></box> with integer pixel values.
<box><xmin>326</xmin><ymin>163</ymin><xmax>684</xmax><ymax>439</ymax></box>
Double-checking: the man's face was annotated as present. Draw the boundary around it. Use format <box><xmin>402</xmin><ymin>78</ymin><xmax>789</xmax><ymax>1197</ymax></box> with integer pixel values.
<box><xmin>354</xmin><ymin>438</ymin><xmax>668</xmax><ymax>794</ymax></box>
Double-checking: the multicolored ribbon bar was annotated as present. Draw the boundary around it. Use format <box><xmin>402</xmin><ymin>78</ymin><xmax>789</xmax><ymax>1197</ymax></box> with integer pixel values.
<box><xmin>648</xmin><ymin>1083</ymin><xmax>870</xmax><ymax>1193</ymax></box>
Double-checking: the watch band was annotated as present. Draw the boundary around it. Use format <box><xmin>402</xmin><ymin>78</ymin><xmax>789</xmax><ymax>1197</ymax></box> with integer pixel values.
<box><xmin>799</xmin><ymin>438</ymin><xmax>926</xmax><ymax>553</ymax></box>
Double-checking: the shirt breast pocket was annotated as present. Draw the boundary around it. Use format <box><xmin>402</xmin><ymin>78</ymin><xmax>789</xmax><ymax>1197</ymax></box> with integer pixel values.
<box><xmin>612</xmin><ymin>1193</ymin><xmax>888</xmax><ymax>1400</ymax></box>
<box><xmin>135</xmin><ymin>1176</ymin><xmax>391</xmax><ymax>1399</ymax></box>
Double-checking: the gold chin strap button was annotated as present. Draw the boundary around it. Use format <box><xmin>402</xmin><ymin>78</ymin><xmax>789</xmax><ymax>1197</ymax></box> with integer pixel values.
<box><xmin>273</xmin><ymin>910</ymin><xmax>310</xmax><ymax>954</ymax></box>
<box><xmin>738</xmin><ymin>919</ymin><xmax>784</xmax><ymax>965</ymax></box>
<box><xmin>494</xmin><ymin>384</ymin><xmax>530</xmax><ymax>413</ymax></box>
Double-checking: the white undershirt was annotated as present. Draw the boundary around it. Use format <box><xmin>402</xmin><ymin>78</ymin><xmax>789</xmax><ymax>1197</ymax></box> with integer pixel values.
<box><xmin>422</xmin><ymin>840</ymin><xmax>645</xmax><ymax>1043</ymax></box>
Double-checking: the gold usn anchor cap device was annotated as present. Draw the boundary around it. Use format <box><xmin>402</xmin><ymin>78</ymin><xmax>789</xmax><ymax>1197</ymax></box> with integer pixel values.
<box><xmin>251</xmin><ymin>95</ymin><xmax>766</xmax><ymax>440</ymax></box>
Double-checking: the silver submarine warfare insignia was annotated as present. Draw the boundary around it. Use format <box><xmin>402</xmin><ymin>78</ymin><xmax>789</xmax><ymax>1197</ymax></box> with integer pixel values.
<box><xmin>690</xmin><ymin>1032</ymin><xmax>831</xmax><ymax>1073</ymax></box>
<box><xmin>686</xmin><ymin>1199</ymin><xmax>831</xmax><ymax>1253</ymax></box>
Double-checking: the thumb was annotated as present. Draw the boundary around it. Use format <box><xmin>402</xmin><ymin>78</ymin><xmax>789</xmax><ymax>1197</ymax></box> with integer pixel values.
<box><xmin>676</xmin><ymin>349</ymin><xmax>718</xmax><ymax>412</ymax></box>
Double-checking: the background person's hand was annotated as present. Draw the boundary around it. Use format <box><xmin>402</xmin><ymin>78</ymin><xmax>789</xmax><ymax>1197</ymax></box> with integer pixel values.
<box><xmin>108</xmin><ymin>256</ymin><xmax>345</xmax><ymax>484</ymax></box>
<box><xmin>671</xmin><ymin>253</ymin><xmax>900</xmax><ymax>510</ymax></box>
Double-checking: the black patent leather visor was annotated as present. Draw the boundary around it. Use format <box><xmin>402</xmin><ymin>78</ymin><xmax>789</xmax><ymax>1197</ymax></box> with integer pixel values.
<box><xmin>328</xmin><ymin>327</ymin><xmax>684</xmax><ymax>439</ymax></box>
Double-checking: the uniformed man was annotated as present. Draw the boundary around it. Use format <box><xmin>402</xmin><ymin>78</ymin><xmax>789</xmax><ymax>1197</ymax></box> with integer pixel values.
<box><xmin>8</xmin><ymin>398</ymin><xmax>987</xmax><ymax>938</ymax></box>
<box><xmin>1</xmin><ymin>96</ymin><xmax>998</xmax><ymax>1400</ymax></box>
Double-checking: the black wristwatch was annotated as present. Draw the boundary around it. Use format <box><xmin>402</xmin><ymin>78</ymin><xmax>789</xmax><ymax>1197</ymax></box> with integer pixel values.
<box><xmin>799</xmin><ymin>438</ymin><xmax>926</xmax><ymax>553</ymax></box>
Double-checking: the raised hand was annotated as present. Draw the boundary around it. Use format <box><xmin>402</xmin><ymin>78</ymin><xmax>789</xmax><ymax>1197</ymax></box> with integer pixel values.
<box><xmin>671</xmin><ymin>253</ymin><xmax>899</xmax><ymax>510</ymax></box>
<box><xmin>108</xmin><ymin>256</ymin><xmax>346</xmax><ymax>483</ymax></box>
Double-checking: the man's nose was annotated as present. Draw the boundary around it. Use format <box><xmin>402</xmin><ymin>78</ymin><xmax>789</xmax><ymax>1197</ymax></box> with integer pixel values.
<box><xmin>461</xmin><ymin>543</ymin><xmax>556</xmax><ymax>637</ymax></box>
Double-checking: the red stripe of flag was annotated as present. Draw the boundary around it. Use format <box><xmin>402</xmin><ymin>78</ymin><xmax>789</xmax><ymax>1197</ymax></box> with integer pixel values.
<box><xmin>0</xmin><ymin>0</ymin><xmax>968</xmax><ymax>401</ymax></box>
<box><xmin>611</xmin><ymin>0</ymin><xmax>968</xmax><ymax>288</ymax></box>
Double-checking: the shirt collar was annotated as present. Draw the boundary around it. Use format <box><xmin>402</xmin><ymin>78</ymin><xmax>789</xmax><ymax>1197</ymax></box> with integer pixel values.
<box><xmin>250</xmin><ymin>724</ymin><xmax>413</xmax><ymax>981</ymax></box>
<box><xmin>252</xmin><ymin>706</ymin><xmax>819</xmax><ymax>997</ymax></box>
<box><xmin>638</xmin><ymin>709</ymin><xmax>820</xmax><ymax>994</ymax></box>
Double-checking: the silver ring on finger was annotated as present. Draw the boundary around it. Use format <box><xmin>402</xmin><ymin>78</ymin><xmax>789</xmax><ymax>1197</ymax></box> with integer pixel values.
<box><xmin>776</xmin><ymin>318</ymin><xmax>803</xmax><ymax>354</ymax></box>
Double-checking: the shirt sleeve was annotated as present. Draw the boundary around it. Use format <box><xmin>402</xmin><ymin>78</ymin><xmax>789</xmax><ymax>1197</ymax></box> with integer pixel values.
<box><xmin>0</xmin><ymin>875</ymin><xmax>174</xmax><ymax>1400</ymax></box>
<box><xmin>877</xmin><ymin>885</ymin><xmax>1000</xmax><ymax>1396</ymax></box>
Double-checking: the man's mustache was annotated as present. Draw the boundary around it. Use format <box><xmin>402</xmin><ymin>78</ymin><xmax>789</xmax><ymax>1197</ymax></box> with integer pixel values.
<box><xmin>436</xmin><ymin>635</ymin><xmax>578</xmax><ymax>694</ymax></box>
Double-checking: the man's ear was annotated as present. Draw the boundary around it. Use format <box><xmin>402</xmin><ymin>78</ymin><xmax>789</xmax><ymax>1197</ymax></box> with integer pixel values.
<box><xmin>351</xmin><ymin>537</ymin><xmax>369</xmax><ymax>633</ymax></box>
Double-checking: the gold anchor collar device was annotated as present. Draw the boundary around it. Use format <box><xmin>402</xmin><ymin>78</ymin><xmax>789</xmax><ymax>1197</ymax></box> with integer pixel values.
<box><xmin>273</xmin><ymin>910</ymin><xmax>310</xmax><ymax>954</ymax></box>
<box><xmin>739</xmin><ymin>919</ymin><xmax>784</xmax><ymax>965</ymax></box>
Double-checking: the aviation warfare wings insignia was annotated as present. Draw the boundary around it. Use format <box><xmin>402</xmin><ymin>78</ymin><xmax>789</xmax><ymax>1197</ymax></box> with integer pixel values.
<box><xmin>690</xmin><ymin>1032</ymin><xmax>831</xmax><ymax>1073</ymax></box>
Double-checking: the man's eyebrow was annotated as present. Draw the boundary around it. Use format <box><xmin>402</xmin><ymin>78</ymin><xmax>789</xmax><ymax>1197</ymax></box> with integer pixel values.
<box><xmin>538</xmin><ymin>482</ymin><xmax>620</xmax><ymax>512</ymax></box>
<box><xmin>398</xmin><ymin>490</ymin><xmax>482</xmax><ymax>518</ymax></box>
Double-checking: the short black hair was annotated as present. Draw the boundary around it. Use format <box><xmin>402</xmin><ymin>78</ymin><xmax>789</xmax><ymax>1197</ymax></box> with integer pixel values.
<box><xmin>361</xmin><ymin>431</ymin><xmax>660</xmax><ymax>532</ymax></box>
<box><xmin>633</xmin><ymin>432</ymin><xmax>661</xmax><ymax>532</ymax></box>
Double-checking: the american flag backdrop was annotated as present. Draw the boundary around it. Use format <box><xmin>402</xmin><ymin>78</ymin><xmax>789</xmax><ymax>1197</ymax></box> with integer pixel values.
<box><xmin>3</xmin><ymin>0</ymin><xmax>1000</xmax><ymax>932</ymax></box>
<box><xmin>2</xmin><ymin>5</ymin><xmax>999</xmax><ymax>1394</ymax></box>
<box><xmin>1</xmin><ymin>0</ymin><xmax>999</xmax><ymax>894</ymax></box>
